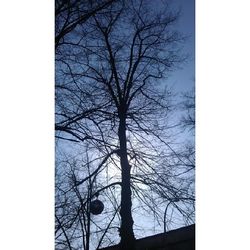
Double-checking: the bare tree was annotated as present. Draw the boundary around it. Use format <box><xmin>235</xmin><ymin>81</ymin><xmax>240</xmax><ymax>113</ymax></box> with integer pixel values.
<box><xmin>55</xmin><ymin>0</ymin><xmax>117</xmax><ymax>49</ymax></box>
<box><xmin>55</xmin><ymin>1</ymin><xmax>194</xmax><ymax>249</ymax></box>
<box><xmin>180</xmin><ymin>88</ymin><xmax>195</xmax><ymax>132</ymax></box>
<box><xmin>55</xmin><ymin>147</ymin><xmax>123</xmax><ymax>250</ymax></box>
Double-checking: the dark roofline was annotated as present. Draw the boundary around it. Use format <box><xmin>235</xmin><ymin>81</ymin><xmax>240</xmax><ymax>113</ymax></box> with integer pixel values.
<box><xmin>99</xmin><ymin>224</ymin><xmax>195</xmax><ymax>250</ymax></box>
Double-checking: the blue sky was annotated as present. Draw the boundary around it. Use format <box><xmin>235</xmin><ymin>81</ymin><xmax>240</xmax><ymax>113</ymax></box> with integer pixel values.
<box><xmin>168</xmin><ymin>0</ymin><xmax>195</xmax><ymax>93</ymax></box>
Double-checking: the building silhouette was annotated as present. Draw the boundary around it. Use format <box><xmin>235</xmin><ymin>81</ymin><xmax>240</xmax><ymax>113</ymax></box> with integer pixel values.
<box><xmin>100</xmin><ymin>224</ymin><xmax>195</xmax><ymax>250</ymax></box>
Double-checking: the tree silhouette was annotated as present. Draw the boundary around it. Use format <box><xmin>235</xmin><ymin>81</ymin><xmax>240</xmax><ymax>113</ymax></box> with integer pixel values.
<box><xmin>55</xmin><ymin>1</ymin><xmax>195</xmax><ymax>249</ymax></box>
<box><xmin>55</xmin><ymin>0</ymin><xmax>116</xmax><ymax>49</ymax></box>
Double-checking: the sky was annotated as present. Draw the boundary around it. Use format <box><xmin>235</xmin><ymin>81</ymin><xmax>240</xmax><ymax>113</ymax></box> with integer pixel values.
<box><xmin>168</xmin><ymin>0</ymin><xmax>195</xmax><ymax>93</ymax></box>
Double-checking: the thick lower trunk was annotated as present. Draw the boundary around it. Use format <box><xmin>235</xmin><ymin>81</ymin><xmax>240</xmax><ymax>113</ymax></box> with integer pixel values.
<box><xmin>118</xmin><ymin>116</ymin><xmax>135</xmax><ymax>250</ymax></box>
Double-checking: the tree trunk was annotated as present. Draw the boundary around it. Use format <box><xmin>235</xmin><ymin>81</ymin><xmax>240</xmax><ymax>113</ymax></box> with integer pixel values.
<box><xmin>118</xmin><ymin>114</ymin><xmax>136</xmax><ymax>250</ymax></box>
<box><xmin>86</xmin><ymin>183</ymin><xmax>92</xmax><ymax>250</ymax></box>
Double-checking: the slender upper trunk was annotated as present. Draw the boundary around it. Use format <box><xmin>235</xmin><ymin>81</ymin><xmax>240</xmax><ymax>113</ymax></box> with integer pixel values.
<box><xmin>86</xmin><ymin>183</ymin><xmax>92</xmax><ymax>250</ymax></box>
<box><xmin>118</xmin><ymin>112</ymin><xmax>136</xmax><ymax>250</ymax></box>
